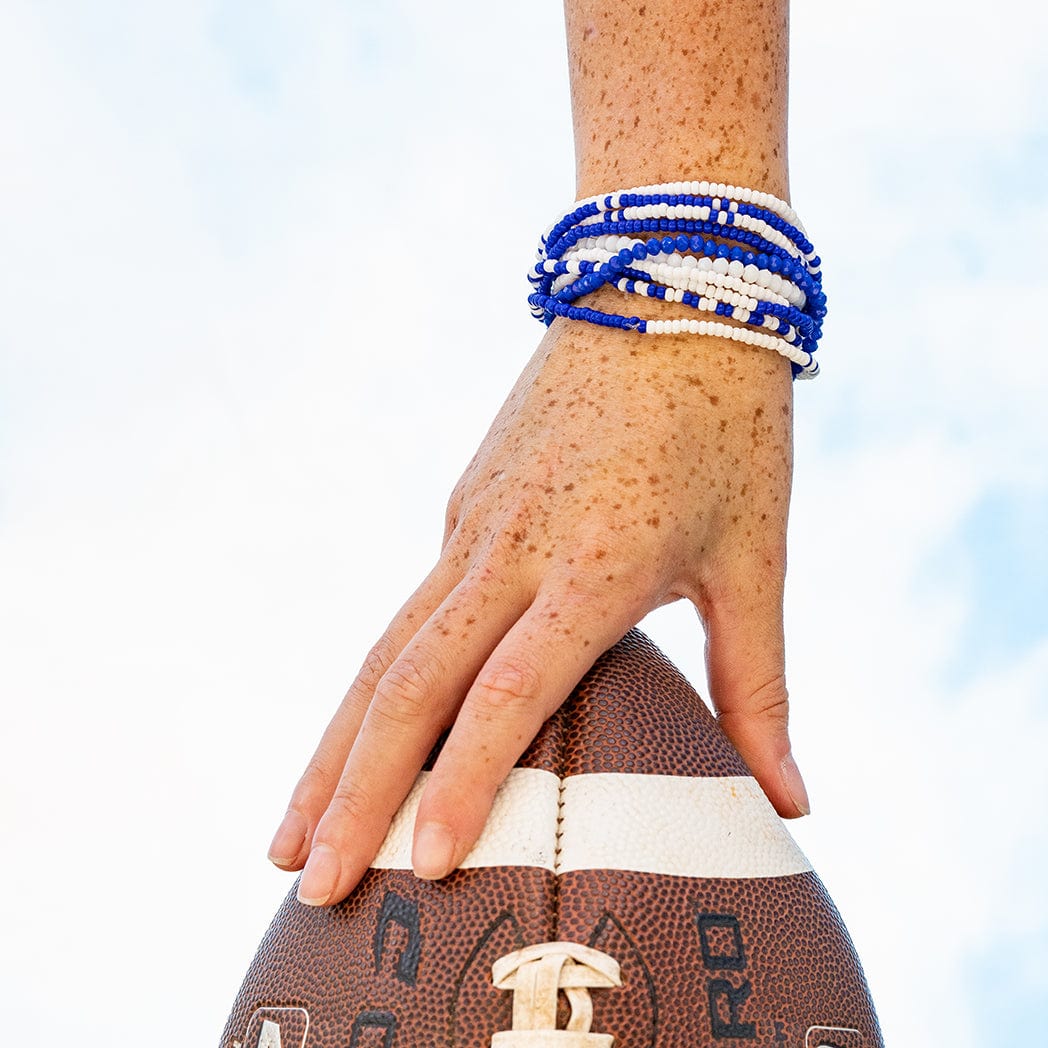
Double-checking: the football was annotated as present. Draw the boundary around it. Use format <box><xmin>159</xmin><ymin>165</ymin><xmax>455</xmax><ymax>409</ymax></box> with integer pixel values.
<box><xmin>221</xmin><ymin>629</ymin><xmax>882</xmax><ymax>1047</ymax></box>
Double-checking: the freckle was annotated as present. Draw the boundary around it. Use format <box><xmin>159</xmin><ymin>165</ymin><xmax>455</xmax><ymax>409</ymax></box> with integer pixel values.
<box><xmin>439</xmin><ymin>626</ymin><xmax>450</xmax><ymax>636</ymax></box>
<box><xmin>584</xmin><ymin>639</ymin><xmax>591</xmax><ymax>647</ymax></box>
<box><xmin>605</xmin><ymin>574</ymin><xmax>615</xmax><ymax>583</ymax></box>
<box><xmin>563</xmin><ymin>482</ymin><xmax>575</xmax><ymax>492</ymax></box>
<box><xmin>548</xmin><ymin>611</ymin><xmax>559</xmax><ymax>619</ymax></box>
<box><xmin>544</xmin><ymin>550</ymin><xmax>553</xmax><ymax>559</ymax></box>
<box><xmin>527</xmin><ymin>544</ymin><xmax>537</xmax><ymax>553</ymax></box>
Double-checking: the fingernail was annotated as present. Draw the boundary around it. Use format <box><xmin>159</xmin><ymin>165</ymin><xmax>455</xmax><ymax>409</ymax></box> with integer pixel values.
<box><xmin>297</xmin><ymin>843</ymin><xmax>340</xmax><ymax>906</ymax></box>
<box><xmin>781</xmin><ymin>753</ymin><xmax>811</xmax><ymax>816</ymax></box>
<box><xmin>413</xmin><ymin>823</ymin><xmax>456</xmax><ymax>880</ymax></box>
<box><xmin>268</xmin><ymin>810</ymin><xmax>307</xmax><ymax>867</ymax></box>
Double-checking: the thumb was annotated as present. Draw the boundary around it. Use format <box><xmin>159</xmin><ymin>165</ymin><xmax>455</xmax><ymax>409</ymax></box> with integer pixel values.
<box><xmin>701</xmin><ymin>574</ymin><xmax>809</xmax><ymax>819</ymax></box>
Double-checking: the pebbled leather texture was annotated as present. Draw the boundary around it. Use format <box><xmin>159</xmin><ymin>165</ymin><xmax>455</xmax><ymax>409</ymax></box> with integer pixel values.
<box><xmin>221</xmin><ymin>629</ymin><xmax>882</xmax><ymax>1047</ymax></box>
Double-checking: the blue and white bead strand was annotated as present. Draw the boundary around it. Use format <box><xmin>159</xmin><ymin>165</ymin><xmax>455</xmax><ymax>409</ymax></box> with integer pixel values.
<box><xmin>528</xmin><ymin>181</ymin><xmax>826</xmax><ymax>379</ymax></box>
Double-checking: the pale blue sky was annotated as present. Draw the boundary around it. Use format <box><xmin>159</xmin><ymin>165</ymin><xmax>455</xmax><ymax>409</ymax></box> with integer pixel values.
<box><xmin>1</xmin><ymin>2</ymin><xmax>1045</xmax><ymax>1045</ymax></box>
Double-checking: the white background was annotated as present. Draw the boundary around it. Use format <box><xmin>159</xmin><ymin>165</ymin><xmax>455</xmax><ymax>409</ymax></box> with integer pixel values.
<box><xmin>1</xmin><ymin>2</ymin><xmax>1046</xmax><ymax>1045</ymax></box>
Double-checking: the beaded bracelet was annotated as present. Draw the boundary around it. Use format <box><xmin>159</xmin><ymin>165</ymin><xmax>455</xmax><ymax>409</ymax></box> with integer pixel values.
<box><xmin>527</xmin><ymin>181</ymin><xmax>826</xmax><ymax>378</ymax></box>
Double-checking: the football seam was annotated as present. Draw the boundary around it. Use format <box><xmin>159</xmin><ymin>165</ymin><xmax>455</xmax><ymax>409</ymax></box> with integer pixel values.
<box><xmin>550</xmin><ymin>706</ymin><xmax>569</xmax><ymax>937</ymax></box>
<box><xmin>553</xmin><ymin>769</ymin><xmax>567</xmax><ymax>879</ymax></box>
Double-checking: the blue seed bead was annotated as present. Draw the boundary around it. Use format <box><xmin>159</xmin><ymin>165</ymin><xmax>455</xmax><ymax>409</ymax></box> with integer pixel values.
<box><xmin>534</xmin><ymin>184</ymin><xmax>824</xmax><ymax>379</ymax></box>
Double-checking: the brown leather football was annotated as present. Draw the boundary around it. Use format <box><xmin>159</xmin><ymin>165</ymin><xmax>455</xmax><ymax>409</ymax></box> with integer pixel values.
<box><xmin>221</xmin><ymin>629</ymin><xmax>882</xmax><ymax>1048</ymax></box>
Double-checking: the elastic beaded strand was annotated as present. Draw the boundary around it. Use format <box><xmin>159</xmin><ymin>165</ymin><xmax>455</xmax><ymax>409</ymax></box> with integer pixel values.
<box><xmin>530</xmin><ymin>180</ymin><xmax>825</xmax><ymax>379</ymax></box>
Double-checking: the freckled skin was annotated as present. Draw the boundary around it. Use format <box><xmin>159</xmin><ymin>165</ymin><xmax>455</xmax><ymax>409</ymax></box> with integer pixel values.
<box><xmin>567</xmin><ymin>0</ymin><xmax>789</xmax><ymax>197</ymax></box>
<box><xmin>270</xmin><ymin>0</ymin><xmax>807</xmax><ymax>909</ymax></box>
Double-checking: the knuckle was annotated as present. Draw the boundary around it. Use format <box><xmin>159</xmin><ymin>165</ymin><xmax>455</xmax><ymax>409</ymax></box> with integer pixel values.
<box><xmin>472</xmin><ymin>658</ymin><xmax>543</xmax><ymax>714</ymax></box>
<box><xmin>372</xmin><ymin>655</ymin><xmax>442</xmax><ymax>726</ymax></box>
<box><xmin>328</xmin><ymin>780</ymin><xmax>374</xmax><ymax>826</ymax></box>
<box><xmin>293</xmin><ymin>756</ymin><xmax>336</xmax><ymax>801</ymax></box>
<box><xmin>747</xmin><ymin>673</ymin><xmax>791</xmax><ymax>723</ymax></box>
<box><xmin>352</xmin><ymin>637</ymin><xmax>398</xmax><ymax>697</ymax></box>
<box><xmin>444</xmin><ymin>494</ymin><xmax>463</xmax><ymax>542</ymax></box>
<box><xmin>553</xmin><ymin>549</ymin><xmax>658</xmax><ymax>610</ymax></box>
<box><xmin>445</xmin><ymin>473</ymin><xmax>469</xmax><ymax>520</ymax></box>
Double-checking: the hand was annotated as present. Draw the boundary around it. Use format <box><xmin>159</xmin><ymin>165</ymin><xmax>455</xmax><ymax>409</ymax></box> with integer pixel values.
<box><xmin>267</xmin><ymin>317</ymin><xmax>808</xmax><ymax>907</ymax></box>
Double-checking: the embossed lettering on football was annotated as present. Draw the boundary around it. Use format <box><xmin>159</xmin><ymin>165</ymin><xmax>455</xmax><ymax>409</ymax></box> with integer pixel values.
<box><xmin>221</xmin><ymin>629</ymin><xmax>882</xmax><ymax>1048</ymax></box>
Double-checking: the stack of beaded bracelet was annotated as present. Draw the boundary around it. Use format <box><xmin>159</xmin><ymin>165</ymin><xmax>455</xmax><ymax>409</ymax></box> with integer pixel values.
<box><xmin>527</xmin><ymin>180</ymin><xmax>825</xmax><ymax>378</ymax></box>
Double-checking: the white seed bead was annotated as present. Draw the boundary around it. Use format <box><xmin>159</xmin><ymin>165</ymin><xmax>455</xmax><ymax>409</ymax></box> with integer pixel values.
<box><xmin>535</xmin><ymin>180</ymin><xmax>820</xmax><ymax>378</ymax></box>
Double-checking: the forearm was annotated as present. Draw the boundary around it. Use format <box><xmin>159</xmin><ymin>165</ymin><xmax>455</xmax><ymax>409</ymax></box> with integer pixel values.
<box><xmin>565</xmin><ymin>0</ymin><xmax>789</xmax><ymax>200</ymax></box>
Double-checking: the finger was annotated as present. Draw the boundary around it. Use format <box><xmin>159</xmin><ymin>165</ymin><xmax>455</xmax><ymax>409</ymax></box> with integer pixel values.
<box><xmin>701</xmin><ymin>559</ymin><xmax>809</xmax><ymax>819</ymax></box>
<box><xmin>411</xmin><ymin>575</ymin><xmax>645</xmax><ymax>880</ymax></box>
<box><xmin>267</xmin><ymin>561</ymin><xmax>456</xmax><ymax>871</ymax></box>
<box><xmin>297</xmin><ymin>570</ymin><xmax>529</xmax><ymax>906</ymax></box>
